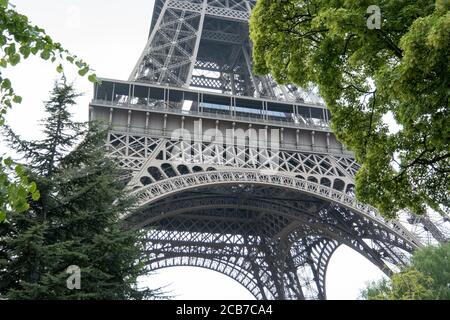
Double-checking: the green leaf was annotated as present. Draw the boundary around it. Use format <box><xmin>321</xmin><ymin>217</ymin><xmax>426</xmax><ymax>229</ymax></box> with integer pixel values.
<box><xmin>29</xmin><ymin>181</ymin><xmax>37</xmax><ymax>193</ymax></box>
<box><xmin>56</xmin><ymin>64</ymin><xmax>64</xmax><ymax>73</ymax></box>
<box><xmin>19</xmin><ymin>45</ymin><xmax>31</xmax><ymax>58</ymax></box>
<box><xmin>5</xmin><ymin>44</ymin><xmax>16</xmax><ymax>55</ymax></box>
<box><xmin>40</xmin><ymin>50</ymin><xmax>51</xmax><ymax>60</ymax></box>
<box><xmin>3</xmin><ymin>157</ymin><xmax>13</xmax><ymax>167</ymax></box>
<box><xmin>17</xmin><ymin>202</ymin><xmax>30</xmax><ymax>212</ymax></box>
<box><xmin>13</xmin><ymin>95</ymin><xmax>22</xmax><ymax>103</ymax></box>
<box><xmin>78</xmin><ymin>67</ymin><xmax>89</xmax><ymax>76</ymax></box>
<box><xmin>14</xmin><ymin>164</ymin><xmax>24</xmax><ymax>176</ymax></box>
<box><xmin>0</xmin><ymin>211</ymin><xmax>6</xmax><ymax>223</ymax></box>
<box><xmin>0</xmin><ymin>59</ymin><xmax>7</xmax><ymax>68</ymax></box>
<box><xmin>1</xmin><ymin>78</ymin><xmax>11</xmax><ymax>90</ymax></box>
<box><xmin>17</xmin><ymin>187</ymin><xmax>28</xmax><ymax>200</ymax></box>
<box><xmin>88</xmin><ymin>74</ymin><xmax>98</xmax><ymax>83</ymax></box>
<box><xmin>9</xmin><ymin>54</ymin><xmax>20</xmax><ymax>66</ymax></box>
<box><xmin>31</xmin><ymin>190</ymin><xmax>40</xmax><ymax>201</ymax></box>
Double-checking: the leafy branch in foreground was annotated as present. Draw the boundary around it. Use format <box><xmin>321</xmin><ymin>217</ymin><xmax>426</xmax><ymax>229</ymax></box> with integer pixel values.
<box><xmin>250</xmin><ymin>0</ymin><xmax>449</xmax><ymax>218</ymax></box>
<box><xmin>0</xmin><ymin>1</ymin><xmax>98</xmax><ymax>222</ymax></box>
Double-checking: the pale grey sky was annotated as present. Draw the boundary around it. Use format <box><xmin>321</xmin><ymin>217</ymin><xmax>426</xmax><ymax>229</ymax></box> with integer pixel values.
<box><xmin>4</xmin><ymin>0</ymin><xmax>386</xmax><ymax>300</ymax></box>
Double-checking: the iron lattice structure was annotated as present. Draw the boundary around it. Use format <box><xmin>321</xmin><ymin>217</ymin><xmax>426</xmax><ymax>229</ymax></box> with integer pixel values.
<box><xmin>129</xmin><ymin>0</ymin><xmax>323</xmax><ymax>104</ymax></box>
<box><xmin>90</xmin><ymin>0</ymin><xmax>450</xmax><ymax>299</ymax></box>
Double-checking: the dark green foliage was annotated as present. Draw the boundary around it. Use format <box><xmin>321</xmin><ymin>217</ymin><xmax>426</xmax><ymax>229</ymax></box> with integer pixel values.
<box><xmin>0</xmin><ymin>80</ymin><xmax>154</xmax><ymax>299</ymax></box>
<box><xmin>250</xmin><ymin>0</ymin><xmax>449</xmax><ymax>218</ymax></box>
<box><xmin>361</xmin><ymin>242</ymin><xmax>450</xmax><ymax>300</ymax></box>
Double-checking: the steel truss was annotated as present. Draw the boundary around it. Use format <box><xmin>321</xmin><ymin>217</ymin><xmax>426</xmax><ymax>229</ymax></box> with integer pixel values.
<box><xmin>105</xmin><ymin>127</ymin><xmax>449</xmax><ymax>298</ymax></box>
<box><xmin>93</xmin><ymin>0</ymin><xmax>450</xmax><ymax>300</ymax></box>
<box><xmin>130</xmin><ymin>186</ymin><xmax>417</xmax><ymax>299</ymax></box>
<box><xmin>109</xmin><ymin>132</ymin><xmax>359</xmax><ymax>191</ymax></box>
<box><xmin>130</xmin><ymin>0</ymin><xmax>323</xmax><ymax>103</ymax></box>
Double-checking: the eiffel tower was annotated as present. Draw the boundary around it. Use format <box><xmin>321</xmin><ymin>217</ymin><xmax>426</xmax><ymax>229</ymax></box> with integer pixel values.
<box><xmin>89</xmin><ymin>0</ymin><xmax>449</xmax><ymax>299</ymax></box>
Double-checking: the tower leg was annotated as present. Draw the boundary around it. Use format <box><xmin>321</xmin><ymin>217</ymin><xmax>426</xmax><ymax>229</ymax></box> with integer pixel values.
<box><xmin>257</xmin><ymin>239</ymin><xmax>305</xmax><ymax>300</ymax></box>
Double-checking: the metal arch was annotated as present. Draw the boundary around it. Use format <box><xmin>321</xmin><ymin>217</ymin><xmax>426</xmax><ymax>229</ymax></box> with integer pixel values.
<box><xmin>141</xmin><ymin>228</ymin><xmax>300</xmax><ymax>299</ymax></box>
<box><xmin>130</xmin><ymin>171</ymin><xmax>372</xmax><ymax>219</ymax></box>
<box><xmin>128</xmin><ymin>190</ymin><xmax>417</xmax><ymax>299</ymax></box>
<box><xmin>141</xmin><ymin>226</ymin><xmax>280</xmax><ymax>299</ymax></box>
<box><xmin>128</xmin><ymin>170</ymin><xmax>422</xmax><ymax>249</ymax></box>
<box><xmin>125</xmin><ymin>171</ymin><xmax>422</xmax><ymax>292</ymax></box>
<box><xmin>127</xmin><ymin>193</ymin><xmax>415</xmax><ymax>256</ymax></box>
<box><xmin>136</xmin><ymin>204</ymin><xmax>394</xmax><ymax>299</ymax></box>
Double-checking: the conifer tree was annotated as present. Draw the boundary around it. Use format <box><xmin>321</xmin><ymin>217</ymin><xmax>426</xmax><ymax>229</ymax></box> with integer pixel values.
<box><xmin>0</xmin><ymin>79</ymin><xmax>154</xmax><ymax>299</ymax></box>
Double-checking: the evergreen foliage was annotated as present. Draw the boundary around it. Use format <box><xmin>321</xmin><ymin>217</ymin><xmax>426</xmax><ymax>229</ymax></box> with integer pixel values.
<box><xmin>0</xmin><ymin>80</ymin><xmax>154</xmax><ymax>299</ymax></box>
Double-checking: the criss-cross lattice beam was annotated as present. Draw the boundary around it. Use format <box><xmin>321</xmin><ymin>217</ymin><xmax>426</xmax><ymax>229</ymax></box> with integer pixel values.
<box><xmin>130</xmin><ymin>0</ymin><xmax>207</xmax><ymax>86</ymax></box>
<box><xmin>128</xmin><ymin>0</ymin><xmax>324</xmax><ymax>103</ymax></box>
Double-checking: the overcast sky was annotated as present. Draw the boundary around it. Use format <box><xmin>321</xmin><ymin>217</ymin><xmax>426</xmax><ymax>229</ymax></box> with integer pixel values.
<box><xmin>4</xmin><ymin>0</ymin><xmax>387</xmax><ymax>300</ymax></box>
